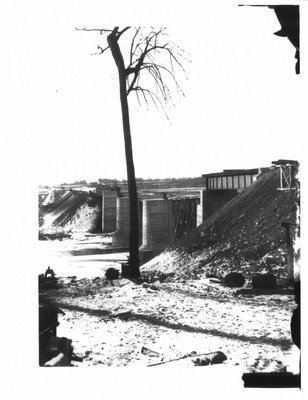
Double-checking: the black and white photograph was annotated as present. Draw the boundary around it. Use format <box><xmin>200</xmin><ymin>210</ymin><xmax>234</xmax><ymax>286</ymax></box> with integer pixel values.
<box><xmin>1</xmin><ymin>0</ymin><xmax>307</xmax><ymax>398</ymax></box>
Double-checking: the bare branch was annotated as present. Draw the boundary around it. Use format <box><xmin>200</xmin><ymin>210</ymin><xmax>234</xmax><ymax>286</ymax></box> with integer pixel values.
<box><xmin>141</xmin><ymin>62</ymin><xmax>184</xmax><ymax>93</ymax></box>
<box><xmin>131</xmin><ymin>86</ymin><xmax>169</xmax><ymax>119</ymax></box>
<box><xmin>77</xmin><ymin>26</ymin><xmax>189</xmax><ymax>116</ymax></box>
<box><xmin>75</xmin><ymin>27</ymin><xmax>113</xmax><ymax>34</ymax></box>
<box><xmin>90</xmin><ymin>45</ymin><xmax>110</xmax><ymax>56</ymax></box>
<box><xmin>130</xmin><ymin>28</ymin><xmax>141</xmax><ymax>66</ymax></box>
<box><xmin>135</xmin><ymin>87</ymin><xmax>142</xmax><ymax>107</ymax></box>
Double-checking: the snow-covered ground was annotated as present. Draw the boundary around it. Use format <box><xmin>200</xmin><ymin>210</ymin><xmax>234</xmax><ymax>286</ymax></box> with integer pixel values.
<box><xmin>38</xmin><ymin>236</ymin><xmax>300</xmax><ymax>373</ymax></box>
<box><xmin>37</xmin><ymin>234</ymin><xmax>127</xmax><ymax>278</ymax></box>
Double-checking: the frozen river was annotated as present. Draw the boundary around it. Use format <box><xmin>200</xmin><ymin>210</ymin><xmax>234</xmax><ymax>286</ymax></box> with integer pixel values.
<box><xmin>37</xmin><ymin>234</ymin><xmax>128</xmax><ymax>279</ymax></box>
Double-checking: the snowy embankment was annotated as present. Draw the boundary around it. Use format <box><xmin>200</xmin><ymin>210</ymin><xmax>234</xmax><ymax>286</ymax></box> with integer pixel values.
<box><xmin>39</xmin><ymin>189</ymin><xmax>102</xmax><ymax>237</ymax></box>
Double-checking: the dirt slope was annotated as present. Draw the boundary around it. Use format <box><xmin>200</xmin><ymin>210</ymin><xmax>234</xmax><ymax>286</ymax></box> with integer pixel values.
<box><xmin>39</xmin><ymin>190</ymin><xmax>101</xmax><ymax>237</ymax></box>
<box><xmin>142</xmin><ymin>168</ymin><xmax>299</xmax><ymax>281</ymax></box>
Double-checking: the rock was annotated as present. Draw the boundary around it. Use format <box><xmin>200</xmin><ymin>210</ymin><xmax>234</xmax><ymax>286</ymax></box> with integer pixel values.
<box><xmin>192</xmin><ymin>351</ymin><xmax>227</xmax><ymax>366</ymax></box>
<box><xmin>113</xmin><ymin>311</ymin><xmax>132</xmax><ymax>319</ymax></box>
<box><xmin>149</xmin><ymin>284</ymin><xmax>160</xmax><ymax>291</ymax></box>
<box><xmin>252</xmin><ymin>273</ymin><xmax>277</xmax><ymax>289</ymax></box>
<box><xmin>206</xmin><ymin>273</ymin><xmax>219</xmax><ymax>279</ymax></box>
<box><xmin>192</xmin><ymin>356</ymin><xmax>210</xmax><ymax>366</ymax></box>
<box><xmin>247</xmin><ymin>359</ymin><xmax>287</xmax><ymax>373</ymax></box>
<box><xmin>44</xmin><ymin>352</ymin><xmax>70</xmax><ymax>367</ymax></box>
<box><xmin>141</xmin><ymin>346</ymin><xmax>161</xmax><ymax>357</ymax></box>
<box><xmin>105</xmin><ymin>268</ymin><xmax>120</xmax><ymax>280</ymax></box>
<box><xmin>118</xmin><ymin>278</ymin><xmax>135</xmax><ymax>287</ymax></box>
<box><xmin>260</xmin><ymin>252</ymin><xmax>284</xmax><ymax>267</ymax></box>
<box><xmin>224</xmin><ymin>272</ymin><xmax>245</xmax><ymax>287</ymax></box>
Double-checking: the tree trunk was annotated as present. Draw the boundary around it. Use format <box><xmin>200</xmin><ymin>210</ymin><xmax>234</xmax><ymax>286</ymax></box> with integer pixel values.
<box><xmin>107</xmin><ymin>29</ymin><xmax>140</xmax><ymax>278</ymax></box>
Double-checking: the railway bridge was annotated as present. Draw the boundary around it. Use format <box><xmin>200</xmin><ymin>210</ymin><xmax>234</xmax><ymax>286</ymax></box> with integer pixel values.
<box><xmin>101</xmin><ymin>168</ymin><xmax>265</xmax><ymax>263</ymax></box>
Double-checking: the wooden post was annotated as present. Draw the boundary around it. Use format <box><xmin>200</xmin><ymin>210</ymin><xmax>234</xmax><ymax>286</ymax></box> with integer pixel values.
<box><xmin>281</xmin><ymin>222</ymin><xmax>296</xmax><ymax>284</ymax></box>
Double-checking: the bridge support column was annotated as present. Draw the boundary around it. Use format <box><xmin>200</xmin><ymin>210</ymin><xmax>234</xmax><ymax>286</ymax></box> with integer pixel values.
<box><xmin>102</xmin><ymin>190</ymin><xmax>118</xmax><ymax>233</ymax></box>
<box><xmin>112</xmin><ymin>197</ymin><xmax>130</xmax><ymax>248</ymax></box>
<box><xmin>112</xmin><ymin>197</ymin><xmax>142</xmax><ymax>249</ymax></box>
<box><xmin>139</xmin><ymin>199</ymin><xmax>174</xmax><ymax>264</ymax></box>
<box><xmin>197</xmin><ymin>190</ymin><xmax>204</xmax><ymax>226</ymax></box>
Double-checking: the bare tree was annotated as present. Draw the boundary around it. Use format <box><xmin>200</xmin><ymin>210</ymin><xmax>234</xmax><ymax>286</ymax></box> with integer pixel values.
<box><xmin>76</xmin><ymin>26</ymin><xmax>187</xmax><ymax>279</ymax></box>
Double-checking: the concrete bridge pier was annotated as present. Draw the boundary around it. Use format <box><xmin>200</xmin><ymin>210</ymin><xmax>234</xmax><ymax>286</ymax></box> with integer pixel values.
<box><xmin>139</xmin><ymin>199</ymin><xmax>174</xmax><ymax>264</ymax></box>
<box><xmin>102</xmin><ymin>190</ymin><xmax>118</xmax><ymax>233</ymax></box>
<box><xmin>112</xmin><ymin>197</ymin><xmax>130</xmax><ymax>248</ymax></box>
<box><xmin>112</xmin><ymin>197</ymin><xmax>142</xmax><ymax>249</ymax></box>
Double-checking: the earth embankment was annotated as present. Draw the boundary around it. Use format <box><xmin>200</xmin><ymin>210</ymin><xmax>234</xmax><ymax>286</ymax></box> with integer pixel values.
<box><xmin>39</xmin><ymin>189</ymin><xmax>102</xmax><ymax>238</ymax></box>
<box><xmin>142</xmin><ymin>168</ymin><xmax>299</xmax><ymax>282</ymax></box>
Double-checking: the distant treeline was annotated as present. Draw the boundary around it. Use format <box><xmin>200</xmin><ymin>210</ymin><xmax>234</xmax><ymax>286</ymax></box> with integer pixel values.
<box><xmin>56</xmin><ymin>176</ymin><xmax>206</xmax><ymax>189</ymax></box>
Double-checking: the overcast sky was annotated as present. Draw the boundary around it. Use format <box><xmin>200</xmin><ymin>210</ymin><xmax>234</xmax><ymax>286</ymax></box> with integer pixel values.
<box><xmin>1</xmin><ymin>0</ymin><xmax>307</xmax><ymax>185</ymax></box>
